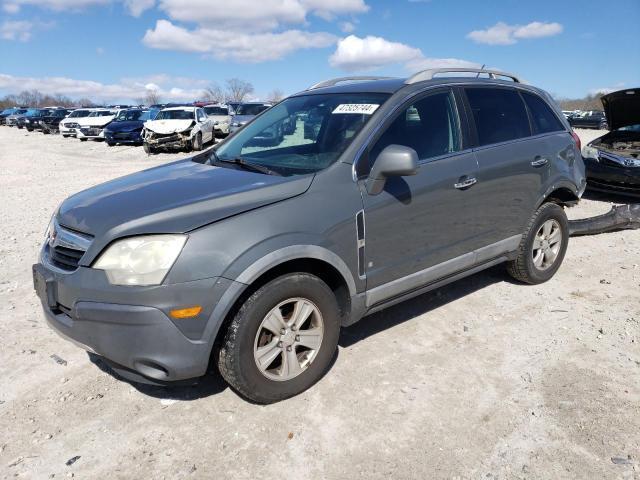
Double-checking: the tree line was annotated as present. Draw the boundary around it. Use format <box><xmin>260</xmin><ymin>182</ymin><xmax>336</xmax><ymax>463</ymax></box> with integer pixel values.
<box><xmin>556</xmin><ymin>92</ymin><xmax>607</xmax><ymax>112</ymax></box>
<box><xmin>0</xmin><ymin>78</ymin><xmax>284</xmax><ymax>110</ymax></box>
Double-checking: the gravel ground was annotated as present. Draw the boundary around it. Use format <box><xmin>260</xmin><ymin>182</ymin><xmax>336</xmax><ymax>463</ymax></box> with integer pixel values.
<box><xmin>0</xmin><ymin>127</ymin><xmax>638</xmax><ymax>479</ymax></box>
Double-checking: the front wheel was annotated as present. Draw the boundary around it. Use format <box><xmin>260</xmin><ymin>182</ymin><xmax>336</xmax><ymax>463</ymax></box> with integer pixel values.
<box><xmin>217</xmin><ymin>273</ymin><xmax>340</xmax><ymax>404</ymax></box>
<box><xmin>191</xmin><ymin>132</ymin><xmax>203</xmax><ymax>151</ymax></box>
<box><xmin>143</xmin><ymin>142</ymin><xmax>155</xmax><ymax>154</ymax></box>
<box><xmin>507</xmin><ymin>202</ymin><xmax>569</xmax><ymax>284</ymax></box>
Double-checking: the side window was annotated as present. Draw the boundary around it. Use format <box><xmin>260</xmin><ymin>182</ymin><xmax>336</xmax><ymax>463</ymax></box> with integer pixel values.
<box><xmin>522</xmin><ymin>92</ymin><xmax>564</xmax><ymax>134</ymax></box>
<box><xmin>370</xmin><ymin>90</ymin><xmax>461</xmax><ymax>166</ymax></box>
<box><xmin>466</xmin><ymin>87</ymin><xmax>531</xmax><ymax>146</ymax></box>
<box><xmin>197</xmin><ymin>110</ymin><xmax>205</xmax><ymax>122</ymax></box>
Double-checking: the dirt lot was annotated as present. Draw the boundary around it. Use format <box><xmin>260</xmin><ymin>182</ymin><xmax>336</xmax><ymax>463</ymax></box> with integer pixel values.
<box><xmin>0</xmin><ymin>127</ymin><xmax>638</xmax><ymax>479</ymax></box>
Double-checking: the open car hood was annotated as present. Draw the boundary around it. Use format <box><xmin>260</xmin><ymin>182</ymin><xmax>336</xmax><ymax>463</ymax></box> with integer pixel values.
<box><xmin>602</xmin><ymin>88</ymin><xmax>640</xmax><ymax>131</ymax></box>
<box><xmin>145</xmin><ymin>119</ymin><xmax>194</xmax><ymax>134</ymax></box>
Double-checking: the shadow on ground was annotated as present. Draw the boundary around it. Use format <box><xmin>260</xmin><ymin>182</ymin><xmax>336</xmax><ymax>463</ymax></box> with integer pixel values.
<box><xmin>339</xmin><ymin>264</ymin><xmax>512</xmax><ymax>348</ymax></box>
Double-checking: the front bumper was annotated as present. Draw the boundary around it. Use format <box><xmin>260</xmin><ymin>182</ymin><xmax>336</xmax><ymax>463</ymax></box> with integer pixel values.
<box><xmin>105</xmin><ymin>129</ymin><xmax>142</xmax><ymax>144</ymax></box>
<box><xmin>77</xmin><ymin>127</ymin><xmax>105</xmax><ymax>139</ymax></box>
<box><xmin>584</xmin><ymin>157</ymin><xmax>640</xmax><ymax>197</ymax></box>
<box><xmin>33</xmin><ymin>258</ymin><xmax>236</xmax><ymax>382</ymax></box>
<box><xmin>145</xmin><ymin>131</ymin><xmax>191</xmax><ymax>149</ymax></box>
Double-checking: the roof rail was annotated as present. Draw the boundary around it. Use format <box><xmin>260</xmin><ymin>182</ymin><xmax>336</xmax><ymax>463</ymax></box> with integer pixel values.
<box><xmin>308</xmin><ymin>76</ymin><xmax>394</xmax><ymax>90</ymax></box>
<box><xmin>405</xmin><ymin>68</ymin><xmax>521</xmax><ymax>85</ymax></box>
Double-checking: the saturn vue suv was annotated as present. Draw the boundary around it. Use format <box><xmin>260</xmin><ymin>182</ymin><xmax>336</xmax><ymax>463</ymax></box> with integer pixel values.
<box><xmin>33</xmin><ymin>68</ymin><xmax>586</xmax><ymax>403</ymax></box>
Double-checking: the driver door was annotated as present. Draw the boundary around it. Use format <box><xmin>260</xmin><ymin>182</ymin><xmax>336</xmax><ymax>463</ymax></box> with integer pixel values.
<box><xmin>359</xmin><ymin>88</ymin><xmax>483</xmax><ymax>301</ymax></box>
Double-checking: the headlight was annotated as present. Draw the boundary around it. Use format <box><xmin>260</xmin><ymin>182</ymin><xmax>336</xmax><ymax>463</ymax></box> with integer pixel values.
<box><xmin>582</xmin><ymin>145</ymin><xmax>599</xmax><ymax>161</ymax></box>
<box><xmin>93</xmin><ymin>235</ymin><xmax>187</xmax><ymax>286</ymax></box>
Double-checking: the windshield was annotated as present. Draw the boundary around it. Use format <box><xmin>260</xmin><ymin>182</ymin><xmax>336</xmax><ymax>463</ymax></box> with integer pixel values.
<box><xmin>141</xmin><ymin>110</ymin><xmax>156</xmax><ymax>121</ymax></box>
<box><xmin>155</xmin><ymin>109</ymin><xmax>195</xmax><ymax>120</ymax></box>
<box><xmin>204</xmin><ymin>106</ymin><xmax>229</xmax><ymax>116</ymax></box>
<box><xmin>236</xmin><ymin>104</ymin><xmax>270</xmax><ymax>116</ymax></box>
<box><xmin>89</xmin><ymin>111</ymin><xmax>114</xmax><ymax>117</ymax></box>
<box><xmin>215</xmin><ymin>93</ymin><xmax>390</xmax><ymax>175</ymax></box>
<box><xmin>620</xmin><ymin>124</ymin><xmax>640</xmax><ymax>132</ymax></box>
<box><xmin>115</xmin><ymin>110</ymin><xmax>144</xmax><ymax>121</ymax></box>
<box><xmin>25</xmin><ymin>109</ymin><xmax>40</xmax><ymax>116</ymax></box>
<box><xmin>69</xmin><ymin>110</ymin><xmax>91</xmax><ymax>118</ymax></box>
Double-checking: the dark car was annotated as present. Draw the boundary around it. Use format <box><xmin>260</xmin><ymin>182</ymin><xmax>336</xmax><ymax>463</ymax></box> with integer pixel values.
<box><xmin>33</xmin><ymin>68</ymin><xmax>585</xmax><ymax>403</ymax></box>
<box><xmin>582</xmin><ymin>88</ymin><xmax>640</xmax><ymax>197</ymax></box>
<box><xmin>5</xmin><ymin>108</ymin><xmax>29</xmax><ymax>127</ymax></box>
<box><xmin>569</xmin><ymin>110</ymin><xmax>608</xmax><ymax>130</ymax></box>
<box><xmin>21</xmin><ymin>108</ymin><xmax>55</xmax><ymax>131</ymax></box>
<box><xmin>40</xmin><ymin>109</ymin><xmax>72</xmax><ymax>134</ymax></box>
<box><xmin>104</xmin><ymin>108</ymin><xmax>157</xmax><ymax>146</ymax></box>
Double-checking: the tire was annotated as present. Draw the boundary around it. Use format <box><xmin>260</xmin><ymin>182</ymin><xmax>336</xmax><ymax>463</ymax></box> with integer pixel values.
<box><xmin>507</xmin><ymin>203</ymin><xmax>569</xmax><ymax>285</ymax></box>
<box><xmin>79</xmin><ymin>138</ymin><xmax>87</xmax><ymax>142</ymax></box>
<box><xmin>143</xmin><ymin>142</ymin><xmax>154</xmax><ymax>154</ymax></box>
<box><xmin>107</xmin><ymin>142</ymin><xmax>115</xmax><ymax>147</ymax></box>
<box><xmin>192</xmin><ymin>132</ymin><xmax>203</xmax><ymax>151</ymax></box>
<box><xmin>217</xmin><ymin>273</ymin><xmax>340</xmax><ymax>404</ymax></box>
<box><xmin>62</xmin><ymin>134</ymin><xmax>69</xmax><ymax>138</ymax></box>
<box><xmin>43</xmin><ymin>130</ymin><xmax>50</xmax><ymax>135</ymax></box>
<box><xmin>26</xmin><ymin>128</ymin><xmax>33</xmax><ymax>132</ymax></box>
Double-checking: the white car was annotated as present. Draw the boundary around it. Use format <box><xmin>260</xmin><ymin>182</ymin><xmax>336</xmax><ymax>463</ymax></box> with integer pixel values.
<box><xmin>76</xmin><ymin>109</ymin><xmax>124</xmax><ymax>141</ymax></box>
<box><xmin>59</xmin><ymin>108</ymin><xmax>95</xmax><ymax>137</ymax></box>
<box><xmin>143</xmin><ymin>106</ymin><xmax>214</xmax><ymax>153</ymax></box>
<box><xmin>203</xmin><ymin>104</ymin><xmax>234</xmax><ymax>136</ymax></box>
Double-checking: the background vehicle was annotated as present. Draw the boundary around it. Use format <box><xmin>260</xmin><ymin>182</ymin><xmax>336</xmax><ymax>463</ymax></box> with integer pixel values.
<box><xmin>6</xmin><ymin>108</ymin><xmax>29</xmax><ymax>127</ymax></box>
<box><xmin>569</xmin><ymin>110</ymin><xmax>608</xmax><ymax>129</ymax></box>
<box><xmin>1</xmin><ymin>107</ymin><xmax>26</xmax><ymax>125</ymax></box>
<box><xmin>40</xmin><ymin>109</ymin><xmax>72</xmax><ymax>134</ymax></box>
<box><xmin>203</xmin><ymin>104</ymin><xmax>233</xmax><ymax>136</ymax></box>
<box><xmin>34</xmin><ymin>68</ymin><xmax>585</xmax><ymax>404</ymax></box>
<box><xmin>59</xmin><ymin>109</ymin><xmax>94</xmax><ymax>137</ymax></box>
<box><xmin>16</xmin><ymin>108</ymin><xmax>54</xmax><ymax>131</ymax></box>
<box><xmin>77</xmin><ymin>109</ymin><xmax>119</xmax><ymax>141</ymax></box>
<box><xmin>229</xmin><ymin>102</ymin><xmax>272</xmax><ymax>133</ymax></box>
<box><xmin>582</xmin><ymin>88</ymin><xmax>640</xmax><ymax>196</ymax></box>
<box><xmin>104</xmin><ymin>108</ymin><xmax>157</xmax><ymax>146</ymax></box>
<box><xmin>143</xmin><ymin>106</ymin><xmax>213</xmax><ymax>153</ymax></box>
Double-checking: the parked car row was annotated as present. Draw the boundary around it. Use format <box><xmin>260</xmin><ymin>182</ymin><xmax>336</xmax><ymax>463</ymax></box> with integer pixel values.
<box><xmin>0</xmin><ymin>101</ymin><xmax>275</xmax><ymax>153</ymax></box>
<box><xmin>562</xmin><ymin>109</ymin><xmax>608</xmax><ymax>130</ymax></box>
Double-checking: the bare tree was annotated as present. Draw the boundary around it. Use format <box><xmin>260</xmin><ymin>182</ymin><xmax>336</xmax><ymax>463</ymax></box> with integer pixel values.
<box><xmin>266</xmin><ymin>89</ymin><xmax>285</xmax><ymax>104</ymax></box>
<box><xmin>144</xmin><ymin>89</ymin><xmax>162</xmax><ymax>106</ymax></box>
<box><xmin>557</xmin><ymin>92</ymin><xmax>606</xmax><ymax>112</ymax></box>
<box><xmin>225</xmin><ymin>78</ymin><xmax>254</xmax><ymax>103</ymax></box>
<box><xmin>201</xmin><ymin>84</ymin><xmax>225</xmax><ymax>104</ymax></box>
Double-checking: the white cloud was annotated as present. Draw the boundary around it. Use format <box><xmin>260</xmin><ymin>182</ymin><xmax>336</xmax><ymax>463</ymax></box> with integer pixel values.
<box><xmin>123</xmin><ymin>0</ymin><xmax>154</xmax><ymax>16</ymax></box>
<box><xmin>2</xmin><ymin>0</ymin><xmax>110</xmax><ymax>13</ymax></box>
<box><xmin>0</xmin><ymin>72</ymin><xmax>210</xmax><ymax>101</ymax></box>
<box><xmin>589</xmin><ymin>82</ymin><xmax>625</xmax><ymax>96</ymax></box>
<box><xmin>340</xmin><ymin>21</ymin><xmax>356</xmax><ymax>33</ymax></box>
<box><xmin>143</xmin><ymin>19</ymin><xmax>337</xmax><ymax>63</ymax></box>
<box><xmin>0</xmin><ymin>19</ymin><xmax>53</xmax><ymax>41</ymax></box>
<box><xmin>467</xmin><ymin>21</ymin><xmax>563</xmax><ymax>45</ymax></box>
<box><xmin>329</xmin><ymin>34</ymin><xmax>478</xmax><ymax>73</ymax></box>
<box><xmin>329</xmin><ymin>35</ymin><xmax>422</xmax><ymax>71</ymax></box>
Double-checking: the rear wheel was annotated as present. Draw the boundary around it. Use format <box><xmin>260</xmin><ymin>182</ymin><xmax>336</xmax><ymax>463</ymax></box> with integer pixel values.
<box><xmin>79</xmin><ymin>138</ymin><xmax>87</xmax><ymax>142</ymax></box>
<box><xmin>217</xmin><ymin>273</ymin><xmax>340</xmax><ymax>404</ymax></box>
<box><xmin>507</xmin><ymin>203</ymin><xmax>569</xmax><ymax>284</ymax></box>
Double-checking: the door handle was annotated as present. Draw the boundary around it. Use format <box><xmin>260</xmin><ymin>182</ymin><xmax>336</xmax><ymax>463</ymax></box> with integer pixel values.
<box><xmin>531</xmin><ymin>156</ymin><xmax>549</xmax><ymax>167</ymax></box>
<box><xmin>454</xmin><ymin>177</ymin><xmax>477</xmax><ymax>190</ymax></box>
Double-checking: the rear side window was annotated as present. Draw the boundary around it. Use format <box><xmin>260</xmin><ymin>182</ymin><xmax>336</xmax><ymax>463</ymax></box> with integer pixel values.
<box><xmin>370</xmin><ymin>90</ymin><xmax>461</xmax><ymax>164</ymax></box>
<box><xmin>522</xmin><ymin>92</ymin><xmax>564</xmax><ymax>134</ymax></box>
<box><xmin>466</xmin><ymin>87</ymin><xmax>531</xmax><ymax>146</ymax></box>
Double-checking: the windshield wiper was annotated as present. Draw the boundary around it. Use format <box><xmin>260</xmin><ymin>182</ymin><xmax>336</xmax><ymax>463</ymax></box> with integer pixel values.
<box><xmin>216</xmin><ymin>156</ymin><xmax>282</xmax><ymax>176</ymax></box>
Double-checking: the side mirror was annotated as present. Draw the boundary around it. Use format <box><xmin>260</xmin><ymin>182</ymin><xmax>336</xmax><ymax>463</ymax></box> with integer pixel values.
<box><xmin>366</xmin><ymin>144</ymin><xmax>419</xmax><ymax>195</ymax></box>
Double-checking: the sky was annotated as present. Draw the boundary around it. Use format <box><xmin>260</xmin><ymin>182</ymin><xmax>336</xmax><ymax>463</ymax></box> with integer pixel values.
<box><xmin>0</xmin><ymin>0</ymin><xmax>638</xmax><ymax>103</ymax></box>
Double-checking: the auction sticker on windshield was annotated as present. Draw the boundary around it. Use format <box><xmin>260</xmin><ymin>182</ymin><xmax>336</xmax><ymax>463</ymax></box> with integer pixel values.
<box><xmin>332</xmin><ymin>104</ymin><xmax>380</xmax><ymax>115</ymax></box>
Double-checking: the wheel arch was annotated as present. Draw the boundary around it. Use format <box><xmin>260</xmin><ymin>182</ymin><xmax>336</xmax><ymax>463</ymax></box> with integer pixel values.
<box><xmin>536</xmin><ymin>183</ymin><xmax>580</xmax><ymax>208</ymax></box>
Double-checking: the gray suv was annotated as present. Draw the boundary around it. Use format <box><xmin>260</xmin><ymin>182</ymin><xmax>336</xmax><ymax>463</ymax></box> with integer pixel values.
<box><xmin>33</xmin><ymin>68</ymin><xmax>586</xmax><ymax>403</ymax></box>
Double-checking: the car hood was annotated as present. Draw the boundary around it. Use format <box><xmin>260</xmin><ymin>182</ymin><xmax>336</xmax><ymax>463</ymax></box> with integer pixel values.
<box><xmin>145</xmin><ymin>119</ymin><xmax>194</xmax><ymax>134</ymax></box>
<box><xmin>56</xmin><ymin>158</ymin><xmax>314</xmax><ymax>249</ymax></box>
<box><xmin>208</xmin><ymin>115</ymin><xmax>230</xmax><ymax>123</ymax></box>
<box><xmin>105</xmin><ymin>120</ymin><xmax>144</xmax><ymax>132</ymax></box>
<box><xmin>82</xmin><ymin>116</ymin><xmax>115</xmax><ymax>127</ymax></box>
<box><xmin>232</xmin><ymin>115</ymin><xmax>255</xmax><ymax>125</ymax></box>
<box><xmin>601</xmin><ymin>88</ymin><xmax>640</xmax><ymax>131</ymax></box>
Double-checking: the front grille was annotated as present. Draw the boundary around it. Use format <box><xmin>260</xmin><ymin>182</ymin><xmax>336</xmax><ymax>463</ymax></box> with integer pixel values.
<box><xmin>50</xmin><ymin>245</ymin><xmax>85</xmax><ymax>270</ymax></box>
<box><xmin>45</xmin><ymin>222</ymin><xmax>92</xmax><ymax>272</ymax></box>
<box><xmin>80</xmin><ymin>127</ymin><xmax>101</xmax><ymax>136</ymax></box>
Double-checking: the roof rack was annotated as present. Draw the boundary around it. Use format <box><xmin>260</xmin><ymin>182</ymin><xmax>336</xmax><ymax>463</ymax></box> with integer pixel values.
<box><xmin>405</xmin><ymin>68</ymin><xmax>521</xmax><ymax>85</ymax></box>
<box><xmin>308</xmin><ymin>76</ymin><xmax>394</xmax><ymax>90</ymax></box>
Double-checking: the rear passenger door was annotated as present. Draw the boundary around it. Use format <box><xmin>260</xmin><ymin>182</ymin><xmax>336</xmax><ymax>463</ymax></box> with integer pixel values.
<box><xmin>463</xmin><ymin>87</ymin><xmax>541</xmax><ymax>247</ymax></box>
<box><xmin>359</xmin><ymin>88</ymin><xmax>482</xmax><ymax>292</ymax></box>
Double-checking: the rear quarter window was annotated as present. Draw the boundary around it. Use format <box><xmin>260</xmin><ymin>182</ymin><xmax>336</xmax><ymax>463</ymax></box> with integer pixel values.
<box><xmin>522</xmin><ymin>92</ymin><xmax>564</xmax><ymax>134</ymax></box>
<box><xmin>465</xmin><ymin>87</ymin><xmax>531</xmax><ymax>146</ymax></box>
